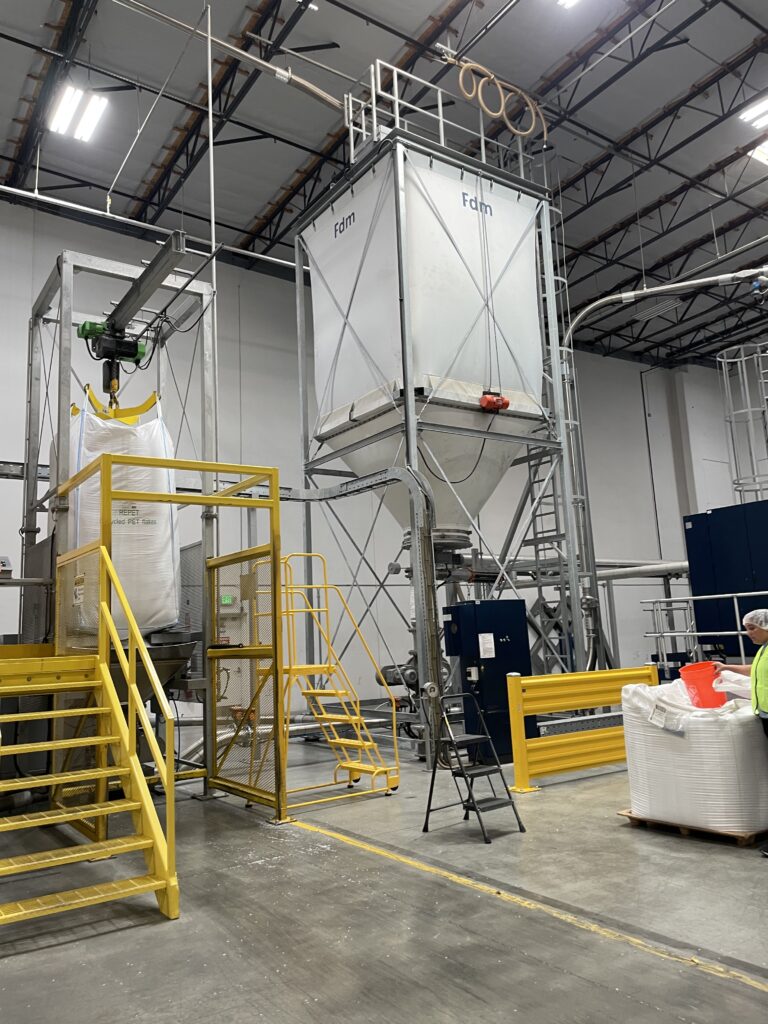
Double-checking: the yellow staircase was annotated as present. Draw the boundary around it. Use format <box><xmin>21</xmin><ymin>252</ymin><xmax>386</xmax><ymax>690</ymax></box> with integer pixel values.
<box><xmin>0</xmin><ymin>548</ymin><xmax>178</xmax><ymax>926</ymax></box>
<box><xmin>283</xmin><ymin>555</ymin><xmax>399</xmax><ymax>806</ymax></box>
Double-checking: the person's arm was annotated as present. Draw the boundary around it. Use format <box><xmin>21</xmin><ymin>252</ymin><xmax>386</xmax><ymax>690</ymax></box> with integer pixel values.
<box><xmin>713</xmin><ymin>662</ymin><xmax>751</xmax><ymax>677</ymax></box>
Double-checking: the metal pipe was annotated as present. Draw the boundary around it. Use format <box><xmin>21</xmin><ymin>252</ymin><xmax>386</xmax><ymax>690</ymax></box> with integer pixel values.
<box><xmin>0</xmin><ymin>181</ymin><xmax>297</xmax><ymax>271</ymax></box>
<box><xmin>565</xmin><ymin>265</ymin><xmax>768</xmax><ymax>354</ymax></box>
<box><xmin>111</xmin><ymin>0</ymin><xmax>342</xmax><ymax>111</ymax></box>
<box><xmin>206</xmin><ymin>5</ymin><xmax>220</xmax><ymax>470</ymax></box>
<box><xmin>595</xmin><ymin>560</ymin><xmax>688</xmax><ymax>581</ymax></box>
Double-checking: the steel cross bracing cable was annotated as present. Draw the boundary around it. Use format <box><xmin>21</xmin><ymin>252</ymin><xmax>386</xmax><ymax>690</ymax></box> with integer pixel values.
<box><xmin>304</xmin><ymin>162</ymin><xmax>399</xmax><ymax>443</ymax></box>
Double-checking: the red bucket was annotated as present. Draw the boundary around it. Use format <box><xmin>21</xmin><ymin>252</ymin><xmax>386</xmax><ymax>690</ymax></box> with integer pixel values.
<box><xmin>680</xmin><ymin>661</ymin><xmax>726</xmax><ymax>708</ymax></box>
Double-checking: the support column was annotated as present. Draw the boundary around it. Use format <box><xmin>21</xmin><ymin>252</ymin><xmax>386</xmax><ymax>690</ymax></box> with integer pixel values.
<box><xmin>540</xmin><ymin>204</ymin><xmax>587</xmax><ymax>671</ymax></box>
<box><xmin>392</xmin><ymin>142</ymin><xmax>442</xmax><ymax>766</ymax></box>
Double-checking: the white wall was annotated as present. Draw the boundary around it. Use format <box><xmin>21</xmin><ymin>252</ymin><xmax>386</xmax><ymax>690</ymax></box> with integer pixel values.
<box><xmin>0</xmin><ymin>201</ymin><xmax>736</xmax><ymax>685</ymax></box>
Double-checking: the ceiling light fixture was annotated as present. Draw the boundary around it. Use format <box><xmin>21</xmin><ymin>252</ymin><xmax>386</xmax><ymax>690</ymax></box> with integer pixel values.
<box><xmin>750</xmin><ymin>142</ymin><xmax>768</xmax><ymax>167</ymax></box>
<box><xmin>740</xmin><ymin>96</ymin><xmax>768</xmax><ymax>125</ymax></box>
<box><xmin>296</xmin><ymin>0</ymin><xmax>319</xmax><ymax>10</ymax></box>
<box><xmin>73</xmin><ymin>94</ymin><xmax>108</xmax><ymax>141</ymax></box>
<box><xmin>557</xmin><ymin>0</ymin><xmax>580</xmax><ymax>7</ymax></box>
<box><xmin>50</xmin><ymin>85</ymin><xmax>84</xmax><ymax>134</ymax></box>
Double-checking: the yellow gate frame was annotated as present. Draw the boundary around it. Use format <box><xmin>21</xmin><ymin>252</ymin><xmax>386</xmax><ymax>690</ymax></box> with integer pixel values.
<box><xmin>507</xmin><ymin>666</ymin><xmax>659</xmax><ymax>793</ymax></box>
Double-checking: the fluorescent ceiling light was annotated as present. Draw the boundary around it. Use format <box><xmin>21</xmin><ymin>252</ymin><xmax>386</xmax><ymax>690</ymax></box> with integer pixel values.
<box><xmin>50</xmin><ymin>85</ymin><xmax>83</xmax><ymax>134</ymax></box>
<box><xmin>740</xmin><ymin>97</ymin><xmax>768</xmax><ymax>124</ymax></box>
<box><xmin>557</xmin><ymin>0</ymin><xmax>580</xmax><ymax>7</ymax></box>
<box><xmin>751</xmin><ymin>112</ymin><xmax>768</xmax><ymax>131</ymax></box>
<box><xmin>74</xmin><ymin>94</ymin><xmax>108</xmax><ymax>142</ymax></box>
<box><xmin>750</xmin><ymin>142</ymin><xmax>768</xmax><ymax>167</ymax></box>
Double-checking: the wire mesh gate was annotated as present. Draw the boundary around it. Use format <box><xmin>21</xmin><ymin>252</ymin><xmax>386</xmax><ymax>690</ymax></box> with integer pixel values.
<box><xmin>208</xmin><ymin>537</ymin><xmax>286</xmax><ymax>819</ymax></box>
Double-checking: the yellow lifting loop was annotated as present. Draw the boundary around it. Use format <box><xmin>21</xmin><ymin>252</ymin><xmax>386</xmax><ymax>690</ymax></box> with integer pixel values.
<box><xmin>71</xmin><ymin>385</ymin><xmax>159</xmax><ymax>425</ymax></box>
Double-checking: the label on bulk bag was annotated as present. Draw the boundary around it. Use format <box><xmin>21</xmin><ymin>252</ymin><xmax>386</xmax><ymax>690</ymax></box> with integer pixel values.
<box><xmin>648</xmin><ymin>702</ymin><xmax>685</xmax><ymax>734</ymax></box>
<box><xmin>73</xmin><ymin>574</ymin><xmax>85</xmax><ymax>607</ymax></box>
<box><xmin>648</xmin><ymin>704</ymin><xmax>667</xmax><ymax>729</ymax></box>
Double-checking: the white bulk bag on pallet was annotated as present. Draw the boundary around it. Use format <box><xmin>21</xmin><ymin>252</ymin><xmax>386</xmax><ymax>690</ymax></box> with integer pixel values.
<box><xmin>622</xmin><ymin>682</ymin><xmax>768</xmax><ymax>834</ymax></box>
<box><xmin>69</xmin><ymin>403</ymin><xmax>180</xmax><ymax>634</ymax></box>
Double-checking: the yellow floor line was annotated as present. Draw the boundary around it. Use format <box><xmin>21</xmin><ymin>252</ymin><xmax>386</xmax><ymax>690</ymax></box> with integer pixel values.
<box><xmin>293</xmin><ymin>820</ymin><xmax>768</xmax><ymax>995</ymax></box>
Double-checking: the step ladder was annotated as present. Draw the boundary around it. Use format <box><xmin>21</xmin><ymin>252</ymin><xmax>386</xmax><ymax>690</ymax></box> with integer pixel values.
<box><xmin>422</xmin><ymin>693</ymin><xmax>525</xmax><ymax>844</ymax></box>
<box><xmin>296</xmin><ymin>668</ymin><xmax>398</xmax><ymax>792</ymax></box>
<box><xmin>0</xmin><ymin>652</ymin><xmax>178</xmax><ymax>926</ymax></box>
<box><xmin>283</xmin><ymin>554</ymin><xmax>399</xmax><ymax>804</ymax></box>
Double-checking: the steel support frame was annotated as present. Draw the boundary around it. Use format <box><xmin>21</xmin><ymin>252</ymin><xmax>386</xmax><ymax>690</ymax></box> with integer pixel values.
<box><xmin>21</xmin><ymin>248</ymin><xmax>217</xmax><ymax>776</ymax></box>
<box><xmin>294</xmin><ymin>136</ymin><xmax>601</xmax><ymax>766</ymax></box>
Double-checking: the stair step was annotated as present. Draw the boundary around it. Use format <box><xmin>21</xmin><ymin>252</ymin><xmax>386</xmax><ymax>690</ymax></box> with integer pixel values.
<box><xmin>444</xmin><ymin>733</ymin><xmax>489</xmax><ymax>749</ymax></box>
<box><xmin>293</xmin><ymin>665</ymin><xmax>337</xmax><ymax>675</ymax></box>
<box><xmin>0</xmin><ymin>765</ymin><xmax>129</xmax><ymax>795</ymax></box>
<box><xmin>331</xmin><ymin>738</ymin><xmax>375</xmax><ymax>749</ymax></box>
<box><xmin>0</xmin><ymin>707</ymin><xmax>111</xmax><ymax>725</ymax></box>
<box><xmin>463</xmin><ymin>797</ymin><xmax>513</xmax><ymax>813</ymax></box>
<box><xmin>0</xmin><ymin>835</ymin><xmax>153</xmax><ymax>878</ymax></box>
<box><xmin>0</xmin><ymin>656</ymin><xmax>98</xmax><ymax>678</ymax></box>
<box><xmin>0</xmin><ymin>874</ymin><xmax>165</xmax><ymax>926</ymax></box>
<box><xmin>300</xmin><ymin>689</ymin><xmax>349</xmax><ymax>698</ymax></box>
<box><xmin>314</xmin><ymin>714</ymin><xmax>363</xmax><ymax>724</ymax></box>
<box><xmin>338</xmin><ymin>761</ymin><xmax>388</xmax><ymax>775</ymax></box>
<box><xmin>0</xmin><ymin>798</ymin><xmax>141</xmax><ymax>833</ymax></box>
<box><xmin>0</xmin><ymin>736</ymin><xmax>119</xmax><ymax>758</ymax></box>
<box><xmin>452</xmin><ymin>764</ymin><xmax>500</xmax><ymax>779</ymax></box>
<box><xmin>0</xmin><ymin>679</ymin><xmax>100</xmax><ymax>698</ymax></box>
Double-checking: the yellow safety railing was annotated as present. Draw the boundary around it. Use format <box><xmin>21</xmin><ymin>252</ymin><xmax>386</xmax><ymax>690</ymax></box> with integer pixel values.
<box><xmin>282</xmin><ymin>553</ymin><xmax>400</xmax><ymax>808</ymax></box>
<box><xmin>207</xmin><ymin>541</ymin><xmax>286</xmax><ymax>819</ymax></box>
<box><xmin>54</xmin><ymin>451</ymin><xmax>283</xmax><ymax>896</ymax></box>
<box><xmin>56</xmin><ymin>541</ymin><xmax>179</xmax><ymax>918</ymax></box>
<box><xmin>507</xmin><ymin>666</ymin><xmax>659</xmax><ymax>793</ymax></box>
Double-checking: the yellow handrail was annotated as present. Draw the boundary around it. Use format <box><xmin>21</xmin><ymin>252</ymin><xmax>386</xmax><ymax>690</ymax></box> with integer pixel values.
<box><xmin>98</xmin><ymin>545</ymin><xmax>176</xmax><ymax>873</ymax></box>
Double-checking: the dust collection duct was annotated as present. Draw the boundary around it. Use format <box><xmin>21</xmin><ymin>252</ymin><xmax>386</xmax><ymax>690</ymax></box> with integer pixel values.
<box><xmin>301</xmin><ymin>143</ymin><xmax>546</xmax><ymax>548</ymax></box>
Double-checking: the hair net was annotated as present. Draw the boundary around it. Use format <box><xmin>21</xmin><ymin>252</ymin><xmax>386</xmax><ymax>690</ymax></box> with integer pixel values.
<box><xmin>742</xmin><ymin>609</ymin><xmax>768</xmax><ymax>628</ymax></box>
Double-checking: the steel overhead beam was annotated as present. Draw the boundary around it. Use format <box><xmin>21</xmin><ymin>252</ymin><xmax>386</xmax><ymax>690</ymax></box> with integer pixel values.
<box><xmin>109</xmin><ymin>230</ymin><xmax>186</xmax><ymax>331</ymax></box>
<box><xmin>564</xmin><ymin>134</ymin><xmax>768</xmax><ymax>285</ymax></box>
<box><xmin>586</xmin><ymin>288</ymin><xmax>764</xmax><ymax>361</ymax></box>
<box><xmin>131</xmin><ymin>0</ymin><xmax>316</xmax><ymax>226</ymax></box>
<box><xmin>572</xmin><ymin>196</ymin><xmax>768</xmax><ymax>347</ymax></box>
<box><xmin>6</xmin><ymin>0</ymin><xmax>99</xmax><ymax>189</ymax></box>
<box><xmin>0</xmin><ymin>27</ymin><xmax>341</xmax><ymax>175</ymax></box>
<box><xmin>322</xmin><ymin>0</ymin><xmax>428</xmax><ymax>50</ymax></box>
<box><xmin>0</xmin><ymin>149</ymin><xmax>264</xmax><ymax>241</ymax></box>
<box><xmin>660</xmin><ymin>315</ymin><xmax>768</xmax><ymax>365</ymax></box>
<box><xmin>558</xmin><ymin>32</ymin><xmax>768</xmax><ymax>222</ymax></box>
<box><xmin>544</xmin><ymin>0</ymin><xmax>717</xmax><ymax>134</ymax></box>
<box><xmin>476</xmin><ymin>0</ymin><xmax>659</xmax><ymax>151</ymax></box>
<box><xmin>236</xmin><ymin>0</ymin><xmax>476</xmax><ymax>254</ymax></box>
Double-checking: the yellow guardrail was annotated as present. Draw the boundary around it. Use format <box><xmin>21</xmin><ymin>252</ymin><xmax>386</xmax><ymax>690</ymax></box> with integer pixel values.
<box><xmin>56</xmin><ymin>540</ymin><xmax>179</xmax><ymax>917</ymax></box>
<box><xmin>506</xmin><ymin>666</ymin><xmax>659</xmax><ymax>793</ymax></box>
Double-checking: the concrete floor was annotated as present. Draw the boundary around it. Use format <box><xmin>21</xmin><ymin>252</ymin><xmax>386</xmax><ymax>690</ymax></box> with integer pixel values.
<box><xmin>1</xmin><ymin>742</ymin><xmax>766</xmax><ymax>1023</ymax></box>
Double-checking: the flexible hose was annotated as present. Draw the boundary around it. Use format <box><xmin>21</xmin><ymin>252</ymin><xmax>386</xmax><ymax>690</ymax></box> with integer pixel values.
<box><xmin>446</xmin><ymin>57</ymin><xmax>548</xmax><ymax>142</ymax></box>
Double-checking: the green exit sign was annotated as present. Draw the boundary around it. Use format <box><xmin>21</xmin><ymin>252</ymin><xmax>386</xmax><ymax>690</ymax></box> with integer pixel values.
<box><xmin>221</xmin><ymin>594</ymin><xmax>234</xmax><ymax>607</ymax></box>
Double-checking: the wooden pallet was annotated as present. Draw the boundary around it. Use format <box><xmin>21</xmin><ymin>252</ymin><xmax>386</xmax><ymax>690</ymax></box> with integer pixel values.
<box><xmin>618</xmin><ymin>809</ymin><xmax>768</xmax><ymax>847</ymax></box>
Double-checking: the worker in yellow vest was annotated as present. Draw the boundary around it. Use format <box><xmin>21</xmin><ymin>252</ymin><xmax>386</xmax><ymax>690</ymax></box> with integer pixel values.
<box><xmin>713</xmin><ymin>608</ymin><xmax>768</xmax><ymax>857</ymax></box>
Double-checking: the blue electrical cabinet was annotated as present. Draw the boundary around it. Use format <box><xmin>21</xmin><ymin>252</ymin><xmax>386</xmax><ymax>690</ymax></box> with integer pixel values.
<box><xmin>443</xmin><ymin>599</ymin><xmax>538</xmax><ymax>763</ymax></box>
<box><xmin>684</xmin><ymin>499</ymin><xmax>768</xmax><ymax>656</ymax></box>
